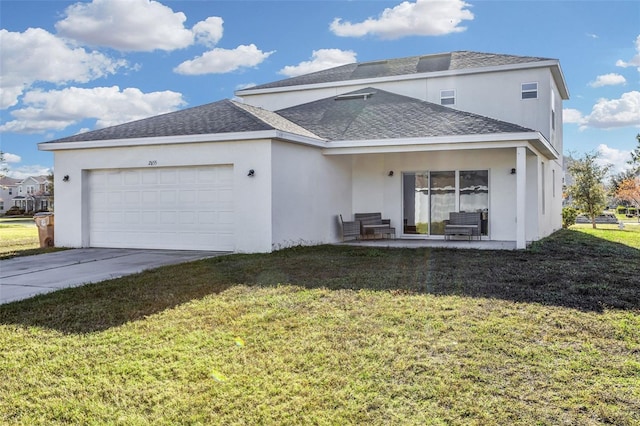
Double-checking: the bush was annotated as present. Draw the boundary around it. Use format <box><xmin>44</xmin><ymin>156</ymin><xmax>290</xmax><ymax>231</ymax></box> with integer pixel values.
<box><xmin>562</xmin><ymin>207</ymin><xmax>578</xmax><ymax>228</ymax></box>
<box><xmin>616</xmin><ymin>205</ymin><xmax>628</xmax><ymax>215</ymax></box>
<box><xmin>4</xmin><ymin>206</ymin><xmax>25</xmax><ymax>216</ymax></box>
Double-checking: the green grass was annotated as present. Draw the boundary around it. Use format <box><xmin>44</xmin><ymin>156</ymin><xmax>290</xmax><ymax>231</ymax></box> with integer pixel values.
<box><xmin>570</xmin><ymin>223</ymin><xmax>640</xmax><ymax>247</ymax></box>
<box><xmin>1</xmin><ymin>228</ymin><xmax>639</xmax><ymax>425</ymax></box>
<box><xmin>0</xmin><ymin>218</ymin><xmax>62</xmax><ymax>259</ymax></box>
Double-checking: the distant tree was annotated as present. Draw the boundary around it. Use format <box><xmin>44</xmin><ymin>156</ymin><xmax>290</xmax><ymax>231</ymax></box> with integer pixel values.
<box><xmin>0</xmin><ymin>151</ymin><xmax>8</xmax><ymax>181</ymax></box>
<box><xmin>616</xmin><ymin>177</ymin><xmax>640</xmax><ymax>213</ymax></box>
<box><xmin>629</xmin><ymin>133</ymin><xmax>640</xmax><ymax>174</ymax></box>
<box><xmin>567</xmin><ymin>152</ymin><xmax>610</xmax><ymax>229</ymax></box>
<box><xmin>47</xmin><ymin>171</ymin><xmax>54</xmax><ymax>211</ymax></box>
<box><xmin>609</xmin><ymin>169</ymin><xmax>636</xmax><ymax>202</ymax></box>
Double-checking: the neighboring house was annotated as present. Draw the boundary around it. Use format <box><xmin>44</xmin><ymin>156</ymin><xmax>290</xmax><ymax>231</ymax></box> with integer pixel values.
<box><xmin>0</xmin><ymin>176</ymin><xmax>20</xmax><ymax>214</ymax></box>
<box><xmin>39</xmin><ymin>50</ymin><xmax>569</xmax><ymax>252</ymax></box>
<box><xmin>11</xmin><ymin>175</ymin><xmax>53</xmax><ymax>213</ymax></box>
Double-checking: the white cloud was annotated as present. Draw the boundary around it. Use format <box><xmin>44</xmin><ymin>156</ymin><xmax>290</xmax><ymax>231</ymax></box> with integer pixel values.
<box><xmin>0</xmin><ymin>86</ymin><xmax>186</xmax><ymax>134</ymax></box>
<box><xmin>193</xmin><ymin>16</ymin><xmax>224</xmax><ymax>47</ymax></box>
<box><xmin>5</xmin><ymin>165</ymin><xmax>53</xmax><ymax>180</ymax></box>
<box><xmin>55</xmin><ymin>0</ymin><xmax>195</xmax><ymax>52</ymax></box>
<box><xmin>564</xmin><ymin>92</ymin><xmax>640</xmax><ymax>130</ymax></box>
<box><xmin>174</xmin><ymin>44</ymin><xmax>274</xmax><ymax>75</ymax></box>
<box><xmin>584</xmin><ymin>91</ymin><xmax>640</xmax><ymax>129</ymax></box>
<box><xmin>279</xmin><ymin>49</ymin><xmax>357</xmax><ymax>77</ymax></box>
<box><xmin>563</xmin><ymin>108</ymin><xmax>584</xmax><ymax>124</ymax></box>
<box><xmin>2</xmin><ymin>153</ymin><xmax>22</xmax><ymax>163</ymax></box>
<box><xmin>588</xmin><ymin>73</ymin><xmax>626</xmax><ymax>88</ymax></box>
<box><xmin>330</xmin><ymin>0</ymin><xmax>473</xmax><ymax>39</ymax></box>
<box><xmin>0</xmin><ymin>28</ymin><xmax>127</xmax><ymax>109</ymax></box>
<box><xmin>616</xmin><ymin>34</ymin><xmax>640</xmax><ymax>71</ymax></box>
<box><xmin>597</xmin><ymin>144</ymin><xmax>632</xmax><ymax>174</ymax></box>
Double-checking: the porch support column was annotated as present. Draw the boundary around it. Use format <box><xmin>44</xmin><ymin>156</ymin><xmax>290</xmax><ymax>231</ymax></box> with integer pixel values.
<box><xmin>516</xmin><ymin>147</ymin><xmax>527</xmax><ymax>249</ymax></box>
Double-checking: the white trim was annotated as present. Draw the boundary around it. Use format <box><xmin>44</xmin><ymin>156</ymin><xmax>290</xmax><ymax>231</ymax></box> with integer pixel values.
<box><xmin>39</xmin><ymin>130</ymin><xmax>328</xmax><ymax>151</ymax></box>
<box><xmin>237</xmin><ymin>60</ymin><xmax>568</xmax><ymax>99</ymax></box>
<box><xmin>516</xmin><ymin>147</ymin><xmax>527</xmax><ymax>249</ymax></box>
<box><xmin>322</xmin><ymin>132</ymin><xmax>559</xmax><ymax>159</ymax></box>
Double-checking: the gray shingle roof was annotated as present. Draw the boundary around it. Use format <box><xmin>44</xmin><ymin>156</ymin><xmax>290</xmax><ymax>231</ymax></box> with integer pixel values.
<box><xmin>245</xmin><ymin>51</ymin><xmax>555</xmax><ymax>91</ymax></box>
<box><xmin>276</xmin><ymin>88</ymin><xmax>534</xmax><ymax>141</ymax></box>
<box><xmin>43</xmin><ymin>88</ymin><xmax>534</xmax><ymax>146</ymax></box>
<box><xmin>44</xmin><ymin>99</ymin><xmax>319</xmax><ymax>144</ymax></box>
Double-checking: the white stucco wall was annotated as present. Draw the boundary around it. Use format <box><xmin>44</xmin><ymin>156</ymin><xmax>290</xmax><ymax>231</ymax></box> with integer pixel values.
<box><xmin>271</xmin><ymin>141</ymin><xmax>352</xmax><ymax>249</ymax></box>
<box><xmin>52</xmin><ymin>139</ymin><xmax>274</xmax><ymax>253</ymax></box>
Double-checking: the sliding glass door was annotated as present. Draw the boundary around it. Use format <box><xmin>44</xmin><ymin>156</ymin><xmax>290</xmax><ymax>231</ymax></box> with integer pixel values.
<box><xmin>403</xmin><ymin>170</ymin><xmax>488</xmax><ymax>237</ymax></box>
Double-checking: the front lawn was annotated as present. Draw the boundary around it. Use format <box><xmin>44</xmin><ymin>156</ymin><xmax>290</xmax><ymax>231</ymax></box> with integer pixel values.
<box><xmin>0</xmin><ymin>217</ymin><xmax>62</xmax><ymax>259</ymax></box>
<box><xmin>1</xmin><ymin>228</ymin><xmax>639</xmax><ymax>425</ymax></box>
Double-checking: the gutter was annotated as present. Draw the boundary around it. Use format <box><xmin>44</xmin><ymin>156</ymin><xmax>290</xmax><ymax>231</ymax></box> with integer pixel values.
<box><xmin>38</xmin><ymin>130</ymin><xmax>328</xmax><ymax>151</ymax></box>
<box><xmin>322</xmin><ymin>132</ymin><xmax>559</xmax><ymax>160</ymax></box>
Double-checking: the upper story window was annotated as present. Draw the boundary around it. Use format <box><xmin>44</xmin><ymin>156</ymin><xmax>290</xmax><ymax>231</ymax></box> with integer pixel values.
<box><xmin>551</xmin><ymin>89</ymin><xmax>556</xmax><ymax>130</ymax></box>
<box><xmin>440</xmin><ymin>89</ymin><xmax>456</xmax><ymax>105</ymax></box>
<box><xmin>521</xmin><ymin>82</ymin><xmax>538</xmax><ymax>99</ymax></box>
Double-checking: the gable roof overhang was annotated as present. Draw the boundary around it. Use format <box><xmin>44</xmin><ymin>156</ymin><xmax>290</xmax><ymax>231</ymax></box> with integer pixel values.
<box><xmin>322</xmin><ymin>131</ymin><xmax>559</xmax><ymax>160</ymax></box>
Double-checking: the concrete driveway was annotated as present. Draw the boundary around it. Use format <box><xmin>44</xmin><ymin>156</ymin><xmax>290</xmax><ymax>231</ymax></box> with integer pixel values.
<box><xmin>0</xmin><ymin>248</ymin><xmax>227</xmax><ymax>304</ymax></box>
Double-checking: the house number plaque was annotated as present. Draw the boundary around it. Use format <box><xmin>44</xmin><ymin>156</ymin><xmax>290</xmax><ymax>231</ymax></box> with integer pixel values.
<box><xmin>148</xmin><ymin>160</ymin><xmax>157</xmax><ymax>166</ymax></box>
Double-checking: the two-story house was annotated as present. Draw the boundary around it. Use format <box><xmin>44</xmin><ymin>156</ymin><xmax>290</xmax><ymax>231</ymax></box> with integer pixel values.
<box><xmin>39</xmin><ymin>51</ymin><xmax>569</xmax><ymax>252</ymax></box>
<box><xmin>10</xmin><ymin>175</ymin><xmax>53</xmax><ymax>213</ymax></box>
<box><xmin>0</xmin><ymin>176</ymin><xmax>21</xmax><ymax>214</ymax></box>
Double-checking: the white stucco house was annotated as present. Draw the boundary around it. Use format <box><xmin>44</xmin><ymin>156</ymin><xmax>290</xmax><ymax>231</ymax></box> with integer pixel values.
<box><xmin>39</xmin><ymin>51</ymin><xmax>569</xmax><ymax>252</ymax></box>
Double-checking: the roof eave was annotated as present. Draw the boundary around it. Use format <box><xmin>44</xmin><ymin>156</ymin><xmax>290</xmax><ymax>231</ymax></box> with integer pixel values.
<box><xmin>323</xmin><ymin>132</ymin><xmax>559</xmax><ymax>159</ymax></box>
<box><xmin>38</xmin><ymin>130</ymin><xmax>327</xmax><ymax>151</ymax></box>
<box><xmin>236</xmin><ymin>60</ymin><xmax>569</xmax><ymax>99</ymax></box>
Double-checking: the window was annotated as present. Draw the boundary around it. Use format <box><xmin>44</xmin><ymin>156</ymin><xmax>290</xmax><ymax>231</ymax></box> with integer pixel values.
<box><xmin>440</xmin><ymin>89</ymin><xmax>456</xmax><ymax>105</ymax></box>
<box><xmin>541</xmin><ymin>162</ymin><xmax>546</xmax><ymax>215</ymax></box>
<box><xmin>551</xmin><ymin>90</ymin><xmax>556</xmax><ymax>130</ymax></box>
<box><xmin>403</xmin><ymin>170</ymin><xmax>488</xmax><ymax>236</ymax></box>
<box><xmin>521</xmin><ymin>82</ymin><xmax>538</xmax><ymax>99</ymax></box>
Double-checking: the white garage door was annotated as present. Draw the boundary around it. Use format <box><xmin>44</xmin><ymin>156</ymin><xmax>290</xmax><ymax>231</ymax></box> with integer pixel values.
<box><xmin>89</xmin><ymin>166</ymin><xmax>234</xmax><ymax>251</ymax></box>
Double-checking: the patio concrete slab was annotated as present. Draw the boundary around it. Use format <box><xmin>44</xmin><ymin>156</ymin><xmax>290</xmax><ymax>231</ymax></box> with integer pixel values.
<box><xmin>342</xmin><ymin>239</ymin><xmax>518</xmax><ymax>250</ymax></box>
<box><xmin>0</xmin><ymin>248</ymin><xmax>227</xmax><ymax>304</ymax></box>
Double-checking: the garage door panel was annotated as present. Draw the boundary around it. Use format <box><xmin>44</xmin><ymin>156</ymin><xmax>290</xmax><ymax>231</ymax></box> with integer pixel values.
<box><xmin>89</xmin><ymin>166</ymin><xmax>234</xmax><ymax>251</ymax></box>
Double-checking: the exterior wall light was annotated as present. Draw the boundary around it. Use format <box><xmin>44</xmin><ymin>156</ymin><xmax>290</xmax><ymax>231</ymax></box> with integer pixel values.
<box><xmin>247</xmin><ymin>169</ymin><xmax>255</xmax><ymax>177</ymax></box>
<box><xmin>510</xmin><ymin>168</ymin><xmax>516</xmax><ymax>175</ymax></box>
<box><xmin>388</xmin><ymin>171</ymin><xmax>394</xmax><ymax>177</ymax></box>
<box><xmin>62</xmin><ymin>175</ymin><xmax>70</xmax><ymax>182</ymax></box>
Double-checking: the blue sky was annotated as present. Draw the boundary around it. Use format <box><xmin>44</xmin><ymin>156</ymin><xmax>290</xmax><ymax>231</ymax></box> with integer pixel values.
<box><xmin>1</xmin><ymin>0</ymin><xmax>639</xmax><ymax>179</ymax></box>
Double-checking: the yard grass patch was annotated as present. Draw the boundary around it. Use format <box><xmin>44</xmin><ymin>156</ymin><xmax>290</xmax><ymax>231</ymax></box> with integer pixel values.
<box><xmin>1</xmin><ymin>228</ymin><xmax>639</xmax><ymax>424</ymax></box>
<box><xmin>0</xmin><ymin>218</ymin><xmax>63</xmax><ymax>259</ymax></box>
<box><xmin>0</xmin><ymin>219</ymin><xmax>39</xmax><ymax>256</ymax></box>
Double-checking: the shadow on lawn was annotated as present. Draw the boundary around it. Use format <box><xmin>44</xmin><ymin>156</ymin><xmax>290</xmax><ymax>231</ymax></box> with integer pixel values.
<box><xmin>1</xmin><ymin>229</ymin><xmax>638</xmax><ymax>334</ymax></box>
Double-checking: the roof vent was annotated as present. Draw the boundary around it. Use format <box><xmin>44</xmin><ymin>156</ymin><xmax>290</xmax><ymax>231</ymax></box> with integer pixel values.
<box><xmin>335</xmin><ymin>92</ymin><xmax>374</xmax><ymax>101</ymax></box>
